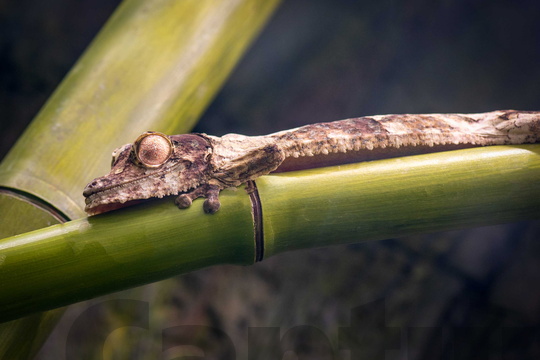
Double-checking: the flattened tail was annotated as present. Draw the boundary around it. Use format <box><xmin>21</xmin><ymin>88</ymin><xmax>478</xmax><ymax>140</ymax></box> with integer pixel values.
<box><xmin>269</xmin><ymin>110</ymin><xmax>540</xmax><ymax>172</ymax></box>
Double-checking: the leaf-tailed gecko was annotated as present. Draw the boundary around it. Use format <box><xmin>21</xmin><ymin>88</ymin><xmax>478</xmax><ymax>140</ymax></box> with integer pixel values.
<box><xmin>84</xmin><ymin>110</ymin><xmax>540</xmax><ymax>215</ymax></box>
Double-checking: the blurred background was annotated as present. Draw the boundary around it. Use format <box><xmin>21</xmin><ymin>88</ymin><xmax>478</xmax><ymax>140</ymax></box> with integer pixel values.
<box><xmin>1</xmin><ymin>0</ymin><xmax>540</xmax><ymax>359</ymax></box>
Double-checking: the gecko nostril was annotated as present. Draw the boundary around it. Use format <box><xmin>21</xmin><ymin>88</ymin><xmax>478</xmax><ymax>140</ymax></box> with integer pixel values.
<box><xmin>83</xmin><ymin>180</ymin><xmax>100</xmax><ymax>197</ymax></box>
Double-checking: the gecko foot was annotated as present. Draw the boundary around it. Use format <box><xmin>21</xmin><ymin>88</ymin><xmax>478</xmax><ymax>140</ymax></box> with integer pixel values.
<box><xmin>175</xmin><ymin>184</ymin><xmax>221</xmax><ymax>214</ymax></box>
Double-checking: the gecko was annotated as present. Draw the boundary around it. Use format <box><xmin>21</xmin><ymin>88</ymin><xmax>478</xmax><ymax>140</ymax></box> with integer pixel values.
<box><xmin>84</xmin><ymin>110</ymin><xmax>540</xmax><ymax>215</ymax></box>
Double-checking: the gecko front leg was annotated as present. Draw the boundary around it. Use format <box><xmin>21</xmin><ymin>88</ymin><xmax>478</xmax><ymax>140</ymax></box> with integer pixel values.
<box><xmin>175</xmin><ymin>184</ymin><xmax>222</xmax><ymax>214</ymax></box>
<box><xmin>175</xmin><ymin>140</ymin><xmax>285</xmax><ymax>213</ymax></box>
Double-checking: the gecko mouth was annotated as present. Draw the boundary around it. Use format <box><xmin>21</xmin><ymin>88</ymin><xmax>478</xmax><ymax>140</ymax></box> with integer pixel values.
<box><xmin>84</xmin><ymin>185</ymin><xmax>182</xmax><ymax>216</ymax></box>
<box><xmin>84</xmin><ymin>198</ymin><xmax>147</xmax><ymax>216</ymax></box>
<box><xmin>83</xmin><ymin>161</ymin><xmax>193</xmax><ymax>215</ymax></box>
<box><xmin>83</xmin><ymin>168</ymin><xmax>172</xmax><ymax>198</ymax></box>
<box><xmin>83</xmin><ymin>157</ymin><xmax>192</xmax><ymax>197</ymax></box>
<box><xmin>84</xmin><ymin>182</ymin><xmax>179</xmax><ymax>215</ymax></box>
<box><xmin>84</xmin><ymin>174</ymin><xmax>200</xmax><ymax>216</ymax></box>
<box><xmin>83</xmin><ymin>183</ymin><xmax>155</xmax><ymax>215</ymax></box>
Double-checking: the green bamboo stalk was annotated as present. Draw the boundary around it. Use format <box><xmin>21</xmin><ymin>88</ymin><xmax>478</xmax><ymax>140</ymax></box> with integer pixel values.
<box><xmin>0</xmin><ymin>186</ymin><xmax>255</xmax><ymax>323</ymax></box>
<box><xmin>1</xmin><ymin>144</ymin><xmax>538</xmax><ymax>323</ymax></box>
<box><xmin>260</xmin><ymin>144</ymin><xmax>540</xmax><ymax>257</ymax></box>
<box><xmin>0</xmin><ymin>0</ymin><xmax>281</xmax><ymax>357</ymax></box>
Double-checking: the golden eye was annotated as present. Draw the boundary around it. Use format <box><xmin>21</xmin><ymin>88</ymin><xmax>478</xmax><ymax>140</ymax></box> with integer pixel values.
<box><xmin>133</xmin><ymin>131</ymin><xmax>173</xmax><ymax>168</ymax></box>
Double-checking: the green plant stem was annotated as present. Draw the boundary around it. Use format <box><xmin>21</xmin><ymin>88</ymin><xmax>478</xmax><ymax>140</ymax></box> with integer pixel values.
<box><xmin>0</xmin><ymin>186</ymin><xmax>255</xmax><ymax>323</ymax></box>
<box><xmin>1</xmin><ymin>145</ymin><xmax>539</xmax><ymax>322</ymax></box>
<box><xmin>261</xmin><ymin>144</ymin><xmax>540</xmax><ymax>257</ymax></box>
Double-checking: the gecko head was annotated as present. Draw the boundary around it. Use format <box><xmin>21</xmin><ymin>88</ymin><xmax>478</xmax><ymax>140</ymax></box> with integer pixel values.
<box><xmin>83</xmin><ymin>132</ymin><xmax>212</xmax><ymax>215</ymax></box>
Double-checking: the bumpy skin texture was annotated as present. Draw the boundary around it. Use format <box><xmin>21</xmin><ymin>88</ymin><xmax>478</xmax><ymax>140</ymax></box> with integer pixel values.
<box><xmin>84</xmin><ymin>110</ymin><xmax>540</xmax><ymax>215</ymax></box>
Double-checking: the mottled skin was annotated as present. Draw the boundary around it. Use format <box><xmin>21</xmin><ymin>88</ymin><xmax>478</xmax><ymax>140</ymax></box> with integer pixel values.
<box><xmin>84</xmin><ymin>110</ymin><xmax>540</xmax><ymax>215</ymax></box>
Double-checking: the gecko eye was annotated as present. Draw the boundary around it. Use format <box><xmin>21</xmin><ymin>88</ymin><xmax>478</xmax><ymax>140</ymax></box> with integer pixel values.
<box><xmin>133</xmin><ymin>131</ymin><xmax>173</xmax><ymax>168</ymax></box>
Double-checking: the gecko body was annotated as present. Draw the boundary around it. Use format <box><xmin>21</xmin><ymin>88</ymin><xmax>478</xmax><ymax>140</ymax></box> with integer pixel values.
<box><xmin>84</xmin><ymin>110</ymin><xmax>540</xmax><ymax>215</ymax></box>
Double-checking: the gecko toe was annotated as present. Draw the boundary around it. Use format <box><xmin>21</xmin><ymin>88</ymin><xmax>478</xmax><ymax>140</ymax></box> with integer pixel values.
<box><xmin>203</xmin><ymin>197</ymin><xmax>220</xmax><ymax>214</ymax></box>
<box><xmin>175</xmin><ymin>194</ymin><xmax>192</xmax><ymax>209</ymax></box>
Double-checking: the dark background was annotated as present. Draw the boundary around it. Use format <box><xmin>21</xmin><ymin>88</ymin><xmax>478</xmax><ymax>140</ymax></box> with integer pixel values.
<box><xmin>1</xmin><ymin>0</ymin><xmax>540</xmax><ymax>359</ymax></box>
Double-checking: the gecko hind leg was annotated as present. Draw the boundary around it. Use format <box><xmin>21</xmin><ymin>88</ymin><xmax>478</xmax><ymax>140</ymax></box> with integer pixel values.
<box><xmin>175</xmin><ymin>184</ymin><xmax>221</xmax><ymax>214</ymax></box>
